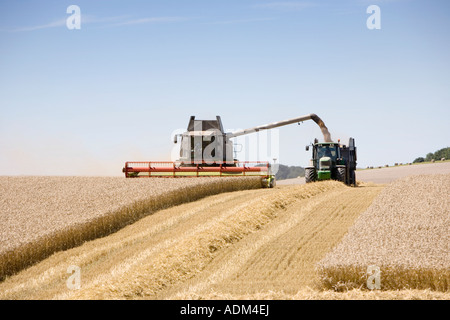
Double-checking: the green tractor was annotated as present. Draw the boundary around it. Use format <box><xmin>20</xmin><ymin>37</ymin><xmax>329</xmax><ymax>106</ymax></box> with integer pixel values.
<box><xmin>305</xmin><ymin>138</ymin><xmax>357</xmax><ymax>186</ymax></box>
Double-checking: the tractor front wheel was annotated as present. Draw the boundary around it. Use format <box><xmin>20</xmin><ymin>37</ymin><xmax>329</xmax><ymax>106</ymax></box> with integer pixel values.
<box><xmin>305</xmin><ymin>167</ymin><xmax>316</xmax><ymax>183</ymax></box>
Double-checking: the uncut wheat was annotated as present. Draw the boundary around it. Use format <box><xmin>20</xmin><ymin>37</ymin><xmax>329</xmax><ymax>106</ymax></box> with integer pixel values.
<box><xmin>0</xmin><ymin>176</ymin><xmax>261</xmax><ymax>280</ymax></box>
<box><xmin>318</xmin><ymin>174</ymin><xmax>450</xmax><ymax>291</ymax></box>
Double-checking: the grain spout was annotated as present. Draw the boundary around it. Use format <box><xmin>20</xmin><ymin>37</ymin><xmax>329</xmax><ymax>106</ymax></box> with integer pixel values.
<box><xmin>310</xmin><ymin>113</ymin><xmax>332</xmax><ymax>142</ymax></box>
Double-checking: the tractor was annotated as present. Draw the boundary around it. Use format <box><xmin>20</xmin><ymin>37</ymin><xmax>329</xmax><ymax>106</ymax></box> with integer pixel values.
<box><xmin>305</xmin><ymin>138</ymin><xmax>357</xmax><ymax>186</ymax></box>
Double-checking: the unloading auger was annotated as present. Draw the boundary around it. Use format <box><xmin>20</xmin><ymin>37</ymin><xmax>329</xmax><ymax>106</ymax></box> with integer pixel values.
<box><xmin>123</xmin><ymin>113</ymin><xmax>332</xmax><ymax>188</ymax></box>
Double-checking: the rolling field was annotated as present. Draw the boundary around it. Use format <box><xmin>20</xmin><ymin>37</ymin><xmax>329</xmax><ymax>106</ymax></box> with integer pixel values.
<box><xmin>0</xmin><ymin>163</ymin><xmax>448</xmax><ymax>300</ymax></box>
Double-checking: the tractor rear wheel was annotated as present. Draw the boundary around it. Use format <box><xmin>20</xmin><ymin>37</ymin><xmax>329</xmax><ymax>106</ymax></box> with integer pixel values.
<box><xmin>305</xmin><ymin>167</ymin><xmax>316</xmax><ymax>183</ymax></box>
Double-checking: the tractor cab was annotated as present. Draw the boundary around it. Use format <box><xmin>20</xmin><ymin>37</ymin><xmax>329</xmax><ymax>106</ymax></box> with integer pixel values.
<box><xmin>315</xmin><ymin>143</ymin><xmax>339</xmax><ymax>163</ymax></box>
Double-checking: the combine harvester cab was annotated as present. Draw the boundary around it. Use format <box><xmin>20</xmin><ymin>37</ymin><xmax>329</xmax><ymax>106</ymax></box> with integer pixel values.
<box><xmin>304</xmin><ymin>138</ymin><xmax>357</xmax><ymax>186</ymax></box>
<box><xmin>123</xmin><ymin>113</ymin><xmax>333</xmax><ymax>189</ymax></box>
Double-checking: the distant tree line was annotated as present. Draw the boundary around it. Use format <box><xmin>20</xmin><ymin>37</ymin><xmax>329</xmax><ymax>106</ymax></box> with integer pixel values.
<box><xmin>413</xmin><ymin>147</ymin><xmax>450</xmax><ymax>163</ymax></box>
<box><xmin>275</xmin><ymin>164</ymin><xmax>305</xmax><ymax>180</ymax></box>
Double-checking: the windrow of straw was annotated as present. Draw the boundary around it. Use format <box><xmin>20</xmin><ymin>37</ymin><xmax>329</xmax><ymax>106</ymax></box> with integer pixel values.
<box><xmin>0</xmin><ymin>176</ymin><xmax>262</xmax><ymax>281</ymax></box>
<box><xmin>64</xmin><ymin>180</ymin><xmax>344</xmax><ymax>299</ymax></box>
<box><xmin>318</xmin><ymin>174</ymin><xmax>450</xmax><ymax>291</ymax></box>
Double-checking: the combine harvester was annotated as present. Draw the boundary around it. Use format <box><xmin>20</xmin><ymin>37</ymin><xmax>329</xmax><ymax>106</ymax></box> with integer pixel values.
<box><xmin>123</xmin><ymin>113</ymin><xmax>356</xmax><ymax>187</ymax></box>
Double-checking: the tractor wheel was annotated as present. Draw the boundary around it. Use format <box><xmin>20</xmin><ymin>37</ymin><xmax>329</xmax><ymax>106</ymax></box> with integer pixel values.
<box><xmin>305</xmin><ymin>167</ymin><xmax>316</xmax><ymax>183</ymax></box>
<box><xmin>350</xmin><ymin>169</ymin><xmax>356</xmax><ymax>186</ymax></box>
<box><xmin>337</xmin><ymin>167</ymin><xmax>347</xmax><ymax>184</ymax></box>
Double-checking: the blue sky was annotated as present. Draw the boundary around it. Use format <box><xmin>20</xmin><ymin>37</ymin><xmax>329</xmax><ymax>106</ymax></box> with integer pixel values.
<box><xmin>0</xmin><ymin>0</ymin><xmax>449</xmax><ymax>175</ymax></box>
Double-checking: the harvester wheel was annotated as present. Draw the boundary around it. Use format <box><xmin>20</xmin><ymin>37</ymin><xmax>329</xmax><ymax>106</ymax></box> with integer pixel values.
<box><xmin>305</xmin><ymin>167</ymin><xmax>316</xmax><ymax>183</ymax></box>
<box><xmin>261</xmin><ymin>176</ymin><xmax>276</xmax><ymax>188</ymax></box>
<box><xmin>337</xmin><ymin>167</ymin><xmax>347</xmax><ymax>184</ymax></box>
<box><xmin>269</xmin><ymin>177</ymin><xmax>276</xmax><ymax>188</ymax></box>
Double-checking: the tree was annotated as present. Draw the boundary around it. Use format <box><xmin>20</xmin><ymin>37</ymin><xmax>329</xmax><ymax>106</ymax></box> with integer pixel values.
<box><xmin>414</xmin><ymin>147</ymin><xmax>449</xmax><ymax>163</ymax></box>
<box><xmin>433</xmin><ymin>147</ymin><xmax>450</xmax><ymax>160</ymax></box>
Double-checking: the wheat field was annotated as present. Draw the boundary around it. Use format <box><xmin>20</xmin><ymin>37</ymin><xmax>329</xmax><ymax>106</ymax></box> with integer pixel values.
<box><xmin>318</xmin><ymin>174</ymin><xmax>450</xmax><ymax>291</ymax></box>
<box><xmin>1</xmin><ymin>174</ymin><xmax>448</xmax><ymax>300</ymax></box>
<box><xmin>0</xmin><ymin>176</ymin><xmax>262</xmax><ymax>281</ymax></box>
<box><xmin>0</xmin><ymin>180</ymin><xmax>386</xmax><ymax>300</ymax></box>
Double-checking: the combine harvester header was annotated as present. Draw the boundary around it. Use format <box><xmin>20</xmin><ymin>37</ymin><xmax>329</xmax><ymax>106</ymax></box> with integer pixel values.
<box><xmin>123</xmin><ymin>161</ymin><xmax>271</xmax><ymax>178</ymax></box>
<box><xmin>123</xmin><ymin>113</ymin><xmax>331</xmax><ymax>188</ymax></box>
